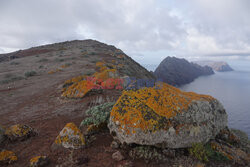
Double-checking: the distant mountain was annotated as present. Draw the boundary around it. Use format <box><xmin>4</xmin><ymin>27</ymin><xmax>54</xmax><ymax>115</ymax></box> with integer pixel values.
<box><xmin>194</xmin><ymin>61</ymin><xmax>234</xmax><ymax>72</ymax></box>
<box><xmin>154</xmin><ymin>56</ymin><xmax>214</xmax><ymax>86</ymax></box>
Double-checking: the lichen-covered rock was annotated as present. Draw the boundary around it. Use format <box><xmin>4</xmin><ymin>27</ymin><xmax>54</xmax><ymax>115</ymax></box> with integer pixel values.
<box><xmin>0</xmin><ymin>150</ymin><xmax>17</xmax><ymax>165</ymax></box>
<box><xmin>54</xmin><ymin>122</ymin><xmax>85</xmax><ymax>149</ymax></box>
<box><xmin>0</xmin><ymin>125</ymin><xmax>5</xmax><ymax>144</ymax></box>
<box><xmin>5</xmin><ymin>124</ymin><xmax>36</xmax><ymax>141</ymax></box>
<box><xmin>108</xmin><ymin>82</ymin><xmax>227</xmax><ymax>148</ymax></box>
<box><xmin>30</xmin><ymin>156</ymin><xmax>49</xmax><ymax>167</ymax></box>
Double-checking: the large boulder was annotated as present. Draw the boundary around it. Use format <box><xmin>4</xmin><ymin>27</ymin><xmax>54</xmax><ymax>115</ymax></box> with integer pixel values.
<box><xmin>108</xmin><ymin>82</ymin><xmax>227</xmax><ymax>148</ymax></box>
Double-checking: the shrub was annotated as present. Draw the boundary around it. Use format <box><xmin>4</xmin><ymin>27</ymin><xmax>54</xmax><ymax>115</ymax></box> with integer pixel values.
<box><xmin>189</xmin><ymin>143</ymin><xmax>229</xmax><ymax>162</ymax></box>
<box><xmin>25</xmin><ymin>71</ymin><xmax>37</xmax><ymax>77</ymax></box>
<box><xmin>80</xmin><ymin>102</ymin><xmax>115</xmax><ymax>127</ymax></box>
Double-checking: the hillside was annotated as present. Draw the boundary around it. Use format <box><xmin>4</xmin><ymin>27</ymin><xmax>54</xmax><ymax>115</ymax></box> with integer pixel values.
<box><xmin>0</xmin><ymin>39</ymin><xmax>155</xmax><ymax>166</ymax></box>
<box><xmin>154</xmin><ymin>57</ymin><xmax>214</xmax><ymax>86</ymax></box>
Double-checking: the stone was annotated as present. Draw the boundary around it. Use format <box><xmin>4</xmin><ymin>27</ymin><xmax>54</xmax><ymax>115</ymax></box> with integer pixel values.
<box><xmin>30</xmin><ymin>156</ymin><xmax>49</xmax><ymax>167</ymax></box>
<box><xmin>110</xmin><ymin>140</ymin><xmax>120</xmax><ymax>149</ymax></box>
<box><xmin>5</xmin><ymin>124</ymin><xmax>36</xmax><ymax>141</ymax></box>
<box><xmin>53</xmin><ymin>122</ymin><xmax>85</xmax><ymax>149</ymax></box>
<box><xmin>0</xmin><ymin>125</ymin><xmax>5</xmax><ymax>144</ymax></box>
<box><xmin>108</xmin><ymin>82</ymin><xmax>227</xmax><ymax>148</ymax></box>
<box><xmin>112</xmin><ymin>151</ymin><xmax>125</xmax><ymax>161</ymax></box>
<box><xmin>0</xmin><ymin>150</ymin><xmax>17</xmax><ymax>165</ymax></box>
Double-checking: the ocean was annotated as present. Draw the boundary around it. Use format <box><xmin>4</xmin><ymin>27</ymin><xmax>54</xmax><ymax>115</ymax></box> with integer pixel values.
<box><xmin>143</xmin><ymin>63</ymin><xmax>250</xmax><ymax>137</ymax></box>
<box><xmin>180</xmin><ymin>70</ymin><xmax>250</xmax><ymax>137</ymax></box>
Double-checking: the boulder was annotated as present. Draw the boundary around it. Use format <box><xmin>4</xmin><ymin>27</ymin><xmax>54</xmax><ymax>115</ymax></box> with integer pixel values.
<box><xmin>108</xmin><ymin>82</ymin><xmax>227</xmax><ymax>148</ymax></box>
<box><xmin>30</xmin><ymin>156</ymin><xmax>49</xmax><ymax>167</ymax></box>
<box><xmin>0</xmin><ymin>150</ymin><xmax>17</xmax><ymax>165</ymax></box>
<box><xmin>53</xmin><ymin>122</ymin><xmax>85</xmax><ymax>149</ymax></box>
<box><xmin>5</xmin><ymin>124</ymin><xmax>36</xmax><ymax>141</ymax></box>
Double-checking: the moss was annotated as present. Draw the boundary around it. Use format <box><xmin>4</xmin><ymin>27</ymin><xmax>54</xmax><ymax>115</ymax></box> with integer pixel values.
<box><xmin>0</xmin><ymin>150</ymin><xmax>17</xmax><ymax>164</ymax></box>
<box><xmin>110</xmin><ymin>82</ymin><xmax>215</xmax><ymax>135</ymax></box>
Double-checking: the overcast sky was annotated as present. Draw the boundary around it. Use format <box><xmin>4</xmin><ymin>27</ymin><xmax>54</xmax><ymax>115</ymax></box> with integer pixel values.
<box><xmin>1</xmin><ymin>0</ymin><xmax>250</xmax><ymax>65</ymax></box>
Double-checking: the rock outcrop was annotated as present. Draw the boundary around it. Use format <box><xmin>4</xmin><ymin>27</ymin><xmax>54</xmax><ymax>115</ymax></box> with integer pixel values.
<box><xmin>154</xmin><ymin>57</ymin><xmax>214</xmax><ymax>86</ymax></box>
<box><xmin>53</xmin><ymin>122</ymin><xmax>85</xmax><ymax>149</ymax></box>
<box><xmin>108</xmin><ymin>82</ymin><xmax>227</xmax><ymax>148</ymax></box>
<box><xmin>194</xmin><ymin>61</ymin><xmax>234</xmax><ymax>72</ymax></box>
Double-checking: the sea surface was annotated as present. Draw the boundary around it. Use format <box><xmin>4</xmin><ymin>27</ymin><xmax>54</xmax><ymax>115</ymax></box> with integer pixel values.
<box><xmin>142</xmin><ymin>63</ymin><xmax>250</xmax><ymax>137</ymax></box>
<box><xmin>180</xmin><ymin>70</ymin><xmax>250</xmax><ymax>137</ymax></box>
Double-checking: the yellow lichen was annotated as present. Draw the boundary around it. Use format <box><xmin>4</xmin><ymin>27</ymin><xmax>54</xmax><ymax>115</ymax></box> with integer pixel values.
<box><xmin>0</xmin><ymin>150</ymin><xmax>17</xmax><ymax>164</ymax></box>
<box><xmin>54</xmin><ymin>123</ymin><xmax>85</xmax><ymax>149</ymax></box>
<box><xmin>110</xmin><ymin>82</ymin><xmax>215</xmax><ymax>134</ymax></box>
<box><xmin>5</xmin><ymin>124</ymin><xmax>32</xmax><ymax>138</ymax></box>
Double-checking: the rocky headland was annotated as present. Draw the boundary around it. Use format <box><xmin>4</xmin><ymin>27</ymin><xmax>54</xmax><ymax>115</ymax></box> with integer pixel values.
<box><xmin>194</xmin><ymin>61</ymin><xmax>234</xmax><ymax>72</ymax></box>
<box><xmin>154</xmin><ymin>57</ymin><xmax>214</xmax><ymax>86</ymax></box>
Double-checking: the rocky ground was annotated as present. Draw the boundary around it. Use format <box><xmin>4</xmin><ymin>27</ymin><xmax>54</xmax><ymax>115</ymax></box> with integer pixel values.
<box><xmin>0</xmin><ymin>40</ymin><xmax>249</xmax><ymax>167</ymax></box>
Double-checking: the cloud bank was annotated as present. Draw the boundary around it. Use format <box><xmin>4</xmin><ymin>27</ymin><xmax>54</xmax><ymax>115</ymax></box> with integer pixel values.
<box><xmin>1</xmin><ymin>0</ymin><xmax>250</xmax><ymax>63</ymax></box>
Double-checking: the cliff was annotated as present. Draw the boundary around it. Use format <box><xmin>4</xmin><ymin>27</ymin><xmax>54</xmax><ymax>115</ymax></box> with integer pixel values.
<box><xmin>154</xmin><ymin>56</ymin><xmax>214</xmax><ymax>86</ymax></box>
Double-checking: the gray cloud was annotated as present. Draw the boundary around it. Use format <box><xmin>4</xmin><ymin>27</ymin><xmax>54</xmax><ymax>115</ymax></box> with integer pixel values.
<box><xmin>0</xmin><ymin>0</ymin><xmax>250</xmax><ymax>62</ymax></box>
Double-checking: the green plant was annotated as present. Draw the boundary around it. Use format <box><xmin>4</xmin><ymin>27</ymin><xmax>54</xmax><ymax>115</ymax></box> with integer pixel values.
<box><xmin>25</xmin><ymin>71</ymin><xmax>37</xmax><ymax>77</ymax></box>
<box><xmin>80</xmin><ymin>102</ymin><xmax>115</xmax><ymax>127</ymax></box>
<box><xmin>189</xmin><ymin>143</ymin><xmax>229</xmax><ymax>162</ymax></box>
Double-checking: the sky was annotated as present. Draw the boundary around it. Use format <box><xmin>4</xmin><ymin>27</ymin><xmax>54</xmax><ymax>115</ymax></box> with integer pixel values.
<box><xmin>1</xmin><ymin>0</ymin><xmax>250</xmax><ymax>65</ymax></box>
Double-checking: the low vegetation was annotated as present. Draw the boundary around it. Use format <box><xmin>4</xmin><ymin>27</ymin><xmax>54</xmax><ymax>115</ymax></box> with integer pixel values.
<box><xmin>188</xmin><ymin>143</ymin><xmax>229</xmax><ymax>162</ymax></box>
<box><xmin>24</xmin><ymin>71</ymin><xmax>37</xmax><ymax>77</ymax></box>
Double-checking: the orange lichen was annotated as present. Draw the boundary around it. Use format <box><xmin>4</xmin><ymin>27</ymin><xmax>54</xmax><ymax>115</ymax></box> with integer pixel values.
<box><xmin>62</xmin><ymin>80</ymin><xmax>95</xmax><ymax>98</ymax></box>
<box><xmin>94</xmin><ymin>69</ymin><xmax>117</xmax><ymax>81</ymax></box>
<box><xmin>5</xmin><ymin>124</ymin><xmax>33</xmax><ymax>138</ymax></box>
<box><xmin>0</xmin><ymin>150</ymin><xmax>17</xmax><ymax>164</ymax></box>
<box><xmin>62</xmin><ymin>60</ymin><xmax>121</xmax><ymax>98</ymax></box>
<box><xmin>54</xmin><ymin>123</ymin><xmax>85</xmax><ymax>149</ymax></box>
<box><xmin>110</xmin><ymin>82</ymin><xmax>215</xmax><ymax>134</ymax></box>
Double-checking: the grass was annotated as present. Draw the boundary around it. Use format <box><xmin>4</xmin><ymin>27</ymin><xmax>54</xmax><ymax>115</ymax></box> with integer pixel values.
<box><xmin>24</xmin><ymin>71</ymin><xmax>37</xmax><ymax>77</ymax></box>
